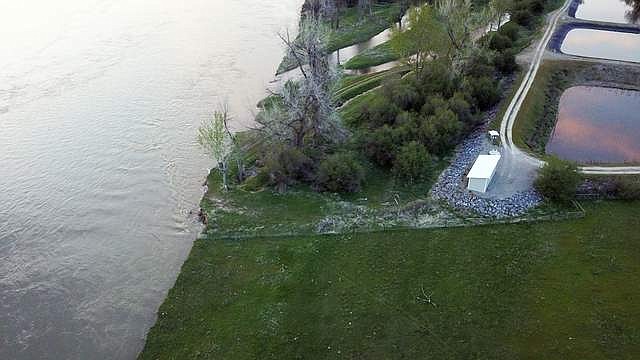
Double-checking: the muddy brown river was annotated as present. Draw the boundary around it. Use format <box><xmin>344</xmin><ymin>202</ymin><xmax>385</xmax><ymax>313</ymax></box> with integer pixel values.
<box><xmin>0</xmin><ymin>1</ymin><xmax>302</xmax><ymax>358</ymax></box>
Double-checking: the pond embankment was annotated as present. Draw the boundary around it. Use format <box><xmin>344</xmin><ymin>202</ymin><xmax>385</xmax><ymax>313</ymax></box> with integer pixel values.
<box><xmin>513</xmin><ymin>60</ymin><xmax>640</xmax><ymax>158</ymax></box>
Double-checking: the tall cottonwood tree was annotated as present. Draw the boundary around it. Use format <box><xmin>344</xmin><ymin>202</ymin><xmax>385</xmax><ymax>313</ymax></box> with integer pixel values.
<box><xmin>490</xmin><ymin>0</ymin><xmax>513</xmax><ymax>30</ymax></box>
<box><xmin>436</xmin><ymin>0</ymin><xmax>491</xmax><ymax>73</ymax></box>
<box><xmin>625</xmin><ymin>0</ymin><xmax>640</xmax><ymax>23</ymax></box>
<box><xmin>358</xmin><ymin>0</ymin><xmax>373</xmax><ymax>19</ymax></box>
<box><xmin>257</xmin><ymin>3</ymin><xmax>346</xmax><ymax>150</ymax></box>
<box><xmin>391</xmin><ymin>4</ymin><xmax>448</xmax><ymax>73</ymax></box>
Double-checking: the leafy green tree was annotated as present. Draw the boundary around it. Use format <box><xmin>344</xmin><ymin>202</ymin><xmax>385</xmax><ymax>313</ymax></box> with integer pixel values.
<box><xmin>198</xmin><ymin>110</ymin><xmax>233</xmax><ymax>191</ymax></box>
<box><xmin>391</xmin><ymin>5</ymin><xmax>448</xmax><ymax>73</ymax></box>
<box><xmin>362</xmin><ymin>125</ymin><xmax>398</xmax><ymax>167</ymax></box>
<box><xmin>469</xmin><ymin>76</ymin><xmax>500</xmax><ymax>110</ymax></box>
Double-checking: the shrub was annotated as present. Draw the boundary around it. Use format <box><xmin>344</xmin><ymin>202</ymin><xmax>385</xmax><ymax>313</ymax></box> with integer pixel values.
<box><xmin>420</xmin><ymin>108</ymin><xmax>463</xmax><ymax>156</ymax></box>
<box><xmin>529</xmin><ymin>0</ymin><xmax>545</xmax><ymax>14</ymax></box>
<box><xmin>382</xmin><ymin>79</ymin><xmax>422</xmax><ymax>112</ymax></box>
<box><xmin>494</xmin><ymin>49</ymin><xmax>519</xmax><ymax>74</ymax></box>
<box><xmin>469</xmin><ymin>76</ymin><xmax>500</xmax><ymax>110</ymax></box>
<box><xmin>420</xmin><ymin>96</ymin><xmax>449</xmax><ymax>117</ymax></box>
<box><xmin>615</xmin><ymin>177</ymin><xmax>640</xmax><ymax>200</ymax></box>
<box><xmin>317</xmin><ymin>152</ymin><xmax>365</xmax><ymax>193</ymax></box>
<box><xmin>534</xmin><ymin>157</ymin><xmax>582</xmax><ymax>203</ymax></box>
<box><xmin>361</xmin><ymin>125</ymin><xmax>398</xmax><ymax>167</ymax></box>
<box><xmin>499</xmin><ymin>21</ymin><xmax>521</xmax><ymax>42</ymax></box>
<box><xmin>465</xmin><ymin>50</ymin><xmax>495</xmax><ymax>78</ymax></box>
<box><xmin>512</xmin><ymin>8</ymin><xmax>533</xmax><ymax>27</ymax></box>
<box><xmin>414</xmin><ymin>60</ymin><xmax>456</xmax><ymax>98</ymax></box>
<box><xmin>489</xmin><ymin>32</ymin><xmax>513</xmax><ymax>51</ymax></box>
<box><xmin>448</xmin><ymin>93</ymin><xmax>476</xmax><ymax>127</ymax></box>
<box><xmin>361</xmin><ymin>96</ymin><xmax>399</xmax><ymax>127</ymax></box>
<box><xmin>393</xmin><ymin>112</ymin><xmax>421</xmax><ymax>141</ymax></box>
<box><xmin>264</xmin><ymin>146</ymin><xmax>313</xmax><ymax>191</ymax></box>
<box><xmin>392</xmin><ymin>141</ymin><xmax>432</xmax><ymax>183</ymax></box>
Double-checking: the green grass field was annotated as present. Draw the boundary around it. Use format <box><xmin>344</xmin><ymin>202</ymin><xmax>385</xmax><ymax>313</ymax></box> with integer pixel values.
<box><xmin>140</xmin><ymin>201</ymin><xmax>640</xmax><ymax>359</ymax></box>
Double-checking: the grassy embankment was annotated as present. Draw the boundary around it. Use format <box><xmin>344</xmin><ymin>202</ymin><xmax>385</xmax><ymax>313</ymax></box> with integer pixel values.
<box><xmin>343</xmin><ymin>41</ymin><xmax>401</xmax><ymax>70</ymax></box>
<box><xmin>334</xmin><ymin>65</ymin><xmax>410</xmax><ymax>105</ymax></box>
<box><xmin>277</xmin><ymin>3</ymin><xmax>403</xmax><ymax>74</ymax></box>
<box><xmin>140</xmin><ymin>200</ymin><xmax>640</xmax><ymax>359</ymax></box>
<box><xmin>197</xmin><ymin>155</ymin><xmax>450</xmax><ymax>239</ymax></box>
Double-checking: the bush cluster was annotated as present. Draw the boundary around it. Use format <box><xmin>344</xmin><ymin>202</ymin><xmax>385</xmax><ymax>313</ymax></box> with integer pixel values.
<box><xmin>614</xmin><ymin>177</ymin><xmax>640</xmax><ymax>201</ymax></box>
<box><xmin>242</xmin><ymin>0</ymin><xmax>561</xmax><ymax>195</ymax></box>
<box><xmin>355</xmin><ymin>59</ymin><xmax>499</xmax><ymax>179</ymax></box>
<box><xmin>511</xmin><ymin>0</ymin><xmax>549</xmax><ymax>28</ymax></box>
<box><xmin>316</xmin><ymin>152</ymin><xmax>366</xmax><ymax>193</ymax></box>
<box><xmin>534</xmin><ymin>157</ymin><xmax>582</xmax><ymax>203</ymax></box>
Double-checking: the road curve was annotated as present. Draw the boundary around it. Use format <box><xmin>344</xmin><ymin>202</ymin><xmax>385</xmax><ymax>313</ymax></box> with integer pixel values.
<box><xmin>498</xmin><ymin>0</ymin><xmax>640</xmax><ymax>175</ymax></box>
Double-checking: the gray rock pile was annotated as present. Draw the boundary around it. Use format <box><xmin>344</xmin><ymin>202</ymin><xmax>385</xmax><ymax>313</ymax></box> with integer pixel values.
<box><xmin>430</xmin><ymin>131</ymin><xmax>542</xmax><ymax>218</ymax></box>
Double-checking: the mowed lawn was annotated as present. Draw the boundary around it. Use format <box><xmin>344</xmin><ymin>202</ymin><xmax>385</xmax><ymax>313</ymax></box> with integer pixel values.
<box><xmin>140</xmin><ymin>201</ymin><xmax>640</xmax><ymax>359</ymax></box>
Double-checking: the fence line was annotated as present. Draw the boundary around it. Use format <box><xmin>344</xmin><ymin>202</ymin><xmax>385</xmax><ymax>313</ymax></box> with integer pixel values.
<box><xmin>203</xmin><ymin>201</ymin><xmax>587</xmax><ymax>241</ymax></box>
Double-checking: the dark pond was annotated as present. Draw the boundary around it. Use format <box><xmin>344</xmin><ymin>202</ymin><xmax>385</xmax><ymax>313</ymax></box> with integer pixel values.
<box><xmin>561</xmin><ymin>28</ymin><xmax>640</xmax><ymax>63</ymax></box>
<box><xmin>546</xmin><ymin>86</ymin><xmax>640</xmax><ymax>164</ymax></box>
<box><xmin>573</xmin><ymin>0</ymin><xmax>640</xmax><ymax>25</ymax></box>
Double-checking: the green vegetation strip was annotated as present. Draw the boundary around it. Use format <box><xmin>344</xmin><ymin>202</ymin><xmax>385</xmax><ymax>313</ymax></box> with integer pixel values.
<box><xmin>199</xmin><ymin>160</ymin><xmax>446</xmax><ymax>239</ymax></box>
<box><xmin>334</xmin><ymin>66</ymin><xmax>409</xmax><ymax>104</ymax></box>
<box><xmin>140</xmin><ymin>201</ymin><xmax>640</xmax><ymax>359</ymax></box>
<box><xmin>343</xmin><ymin>41</ymin><xmax>401</xmax><ymax>70</ymax></box>
<box><xmin>278</xmin><ymin>3</ymin><xmax>403</xmax><ymax>74</ymax></box>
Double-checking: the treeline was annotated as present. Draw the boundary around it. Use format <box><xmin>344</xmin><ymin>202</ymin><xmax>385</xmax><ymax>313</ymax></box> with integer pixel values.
<box><xmin>200</xmin><ymin>0</ymin><xmax>560</xmax><ymax>194</ymax></box>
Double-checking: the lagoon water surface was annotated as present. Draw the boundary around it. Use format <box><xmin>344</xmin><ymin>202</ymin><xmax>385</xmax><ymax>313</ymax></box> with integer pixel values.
<box><xmin>573</xmin><ymin>0</ymin><xmax>640</xmax><ymax>25</ymax></box>
<box><xmin>0</xmin><ymin>0</ymin><xmax>302</xmax><ymax>359</ymax></box>
<box><xmin>560</xmin><ymin>28</ymin><xmax>640</xmax><ymax>63</ymax></box>
<box><xmin>546</xmin><ymin>86</ymin><xmax>640</xmax><ymax>163</ymax></box>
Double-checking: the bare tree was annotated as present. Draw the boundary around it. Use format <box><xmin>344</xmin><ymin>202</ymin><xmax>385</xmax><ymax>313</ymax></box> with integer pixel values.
<box><xmin>625</xmin><ymin>0</ymin><xmax>640</xmax><ymax>23</ymax></box>
<box><xmin>490</xmin><ymin>0</ymin><xmax>512</xmax><ymax>31</ymax></box>
<box><xmin>358</xmin><ymin>0</ymin><xmax>373</xmax><ymax>19</ymax></box>
<box><xmin>256</xmin><ymin>9</ymin><xmax>347</xmax><ymax>151</ymax></box>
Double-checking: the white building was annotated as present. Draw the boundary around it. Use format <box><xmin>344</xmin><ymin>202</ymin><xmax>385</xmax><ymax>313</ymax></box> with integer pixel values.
<box><xmin>467</xmin><ymin>154</ymin><xmax>501</xmax><ymax>193</ymax></box>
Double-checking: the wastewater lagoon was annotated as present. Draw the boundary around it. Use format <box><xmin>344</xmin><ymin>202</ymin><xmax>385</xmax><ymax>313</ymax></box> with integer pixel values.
<box><xmin>546</xmin><ymin>86</ymin><xmax>640</xmax><ymax>164</ymax></box>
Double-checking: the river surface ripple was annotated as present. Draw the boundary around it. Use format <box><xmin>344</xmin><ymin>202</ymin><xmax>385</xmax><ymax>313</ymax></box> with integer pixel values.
<box><xmin>0</xmin><ymin>1</ymin><xmax>302</xmax><ymax>358</ymax></box>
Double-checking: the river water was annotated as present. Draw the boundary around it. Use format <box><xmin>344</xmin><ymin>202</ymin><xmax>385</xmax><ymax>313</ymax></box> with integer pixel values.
<box><xmin>0</xmin><ymin>0</ymin><xmax>302</xmax><ymax>359</ymax></box>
